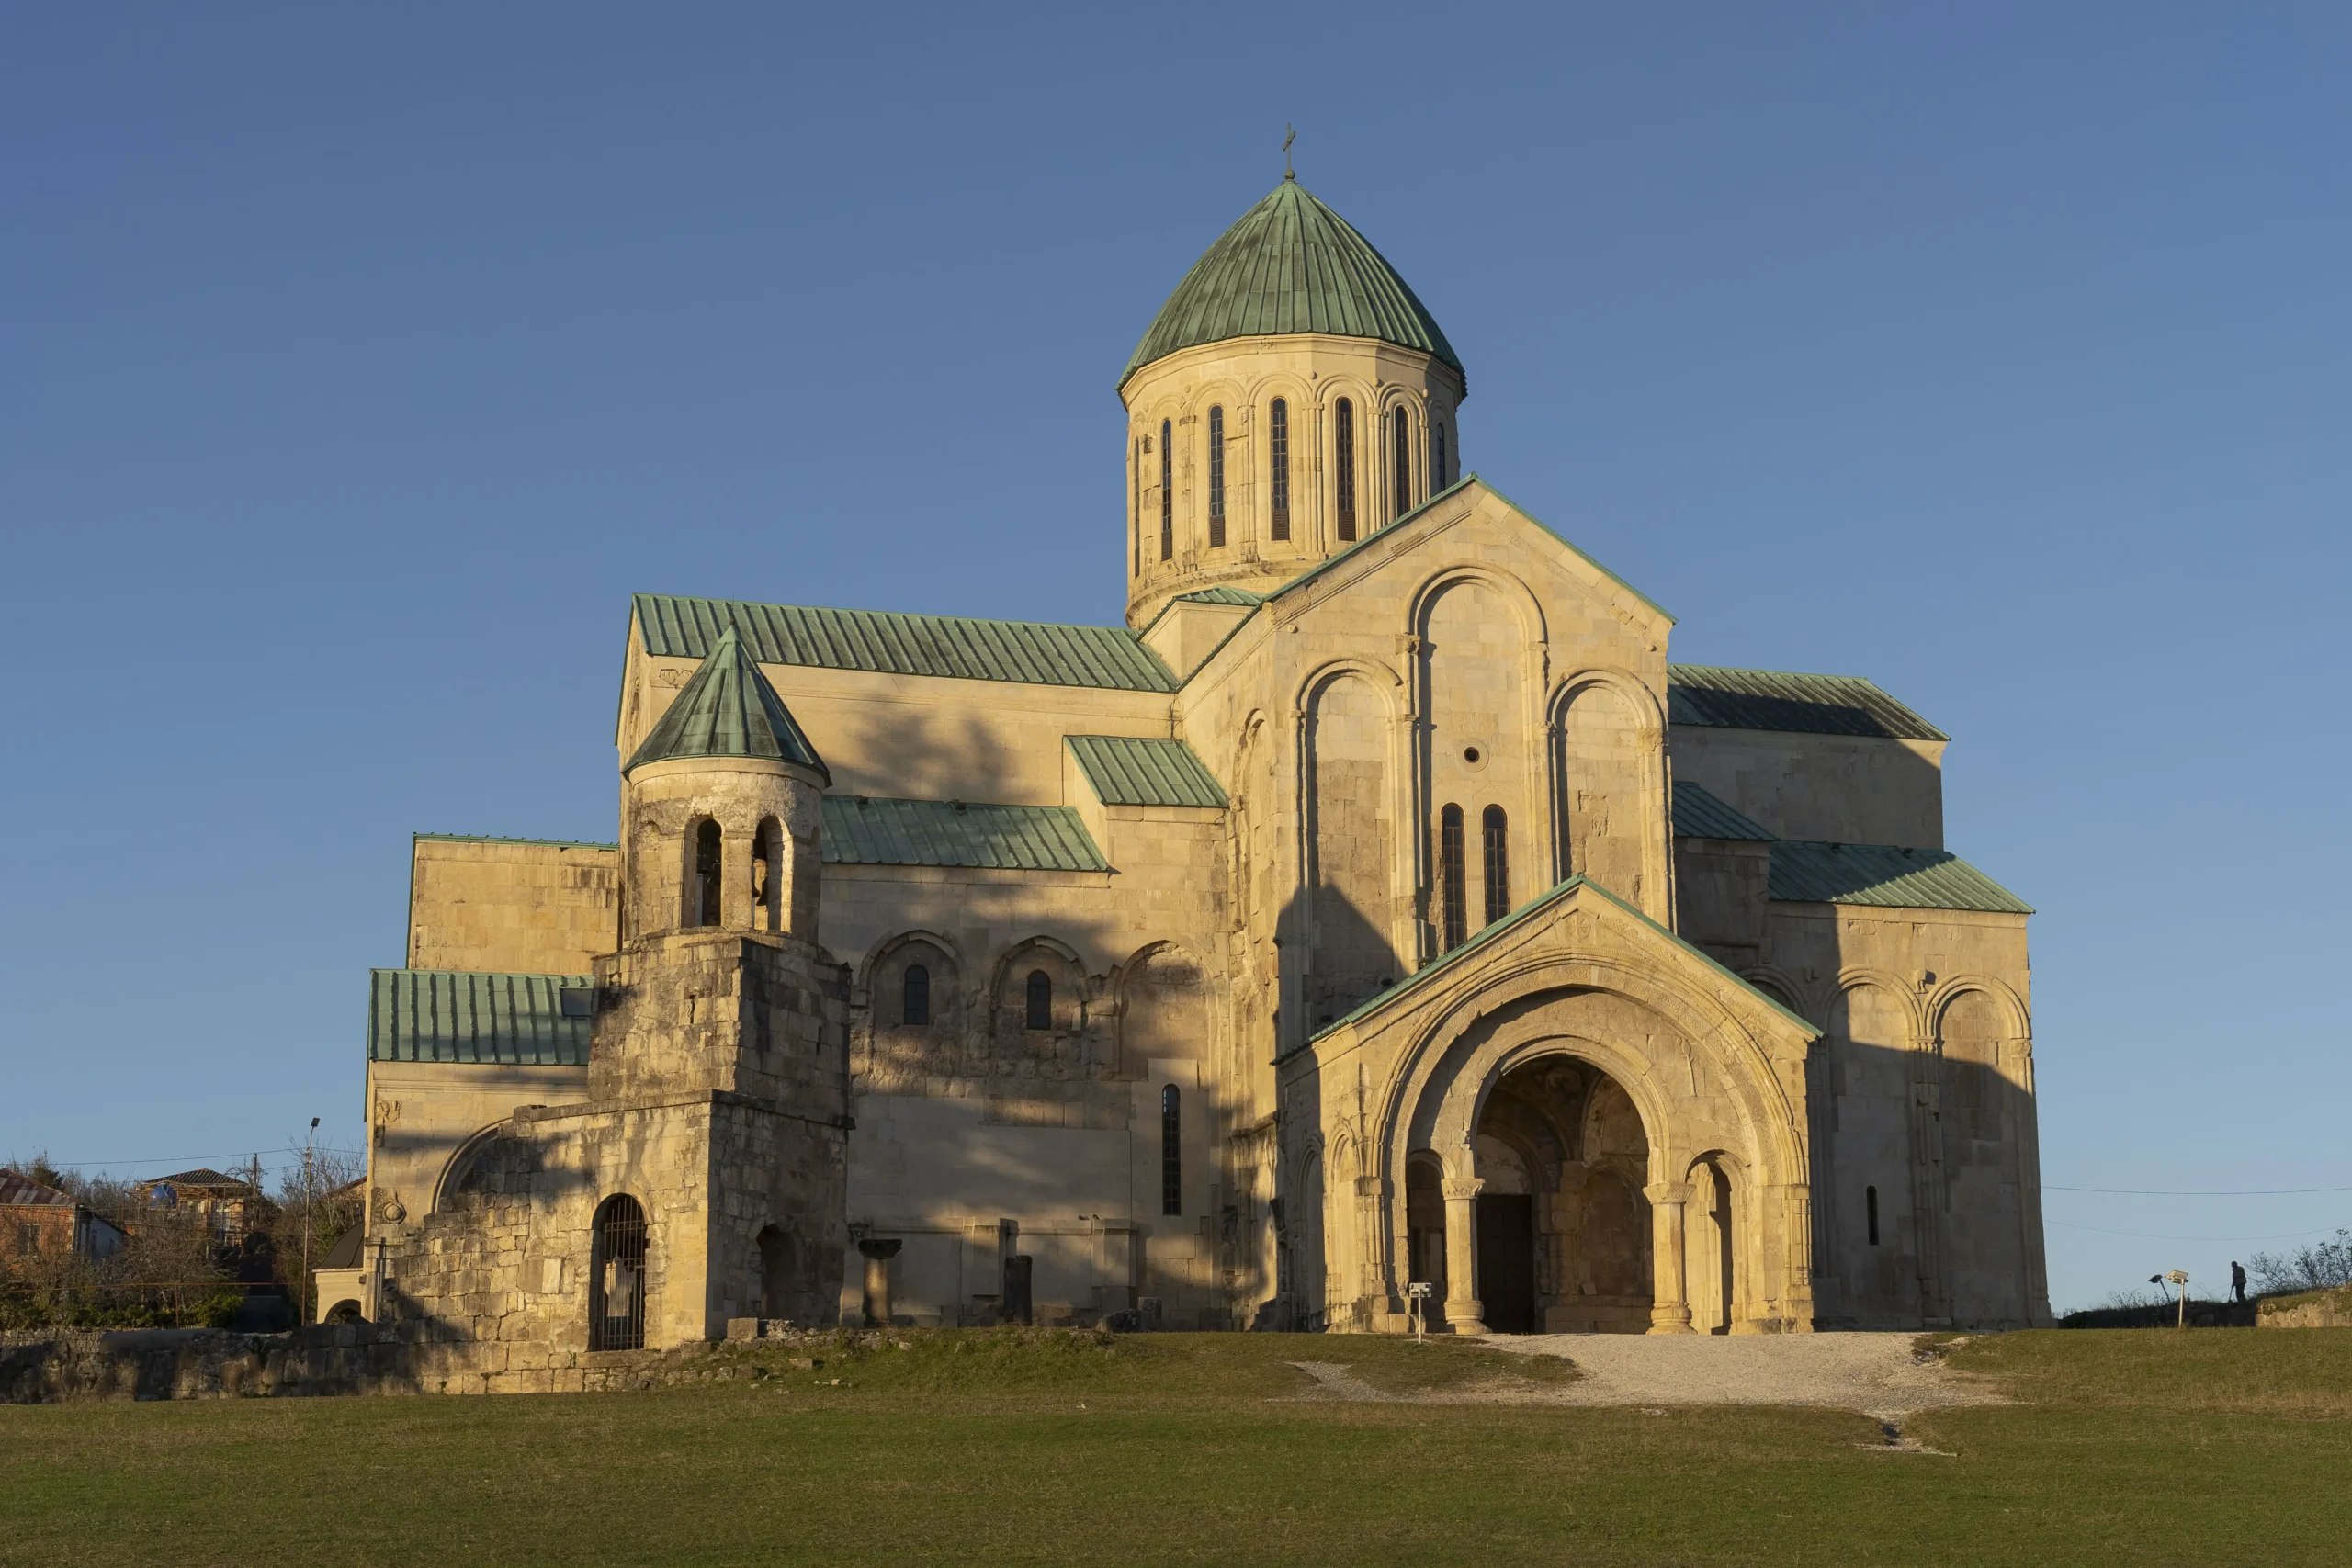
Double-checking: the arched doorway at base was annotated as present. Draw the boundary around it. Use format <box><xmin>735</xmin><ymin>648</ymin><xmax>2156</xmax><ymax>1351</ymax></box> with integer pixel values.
<box><xmin>1471</xmin><ymin>1055</ymin><xmax>1653</xmax><ymax>1334</ymax></box>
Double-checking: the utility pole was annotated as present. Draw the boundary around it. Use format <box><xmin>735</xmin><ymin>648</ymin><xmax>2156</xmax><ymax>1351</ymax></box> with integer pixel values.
<box><xmin>301</xmin><ymin>1118</ymin><xmax>319</xmax><ymax>1326</ymax></box>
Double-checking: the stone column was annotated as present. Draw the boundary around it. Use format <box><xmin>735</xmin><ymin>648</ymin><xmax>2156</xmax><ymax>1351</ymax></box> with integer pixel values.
<box><xmin>858</xmin><ymin>1238</ymin><xmax>901</xmax><ymax>1327</ymax></box>
<box><xmin>1647</xmin><ymin>1182</ymin><xmax>1694</xmax><ymax>1334</ymax></box>
<box><xmin>1441</xmin><ymin>1176</ymin><xmax>1487</xmax><ymax>1334</ymax></box>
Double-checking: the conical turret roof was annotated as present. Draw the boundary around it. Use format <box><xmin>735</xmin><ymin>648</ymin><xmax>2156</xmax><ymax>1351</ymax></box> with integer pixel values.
<box><xmin>625</xmin><ymin>624</ymin><xmax>830</xmax><ymax>781</ymax></box>
<box><xmin>1121</xmin><ymin>179</ymin><xmax>1462</xmax><ymax>389</ymax></box>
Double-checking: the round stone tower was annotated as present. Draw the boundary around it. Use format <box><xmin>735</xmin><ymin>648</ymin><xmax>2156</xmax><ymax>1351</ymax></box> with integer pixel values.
<box><xmin>1120</xmin><ymin>176</ymin><xmax>1465</xmax><ymax>628</ymax></box>
<box><xmin>617</xmin><ymin>623</ymin><xmax>831</xmax><ymax>948</ymax></box>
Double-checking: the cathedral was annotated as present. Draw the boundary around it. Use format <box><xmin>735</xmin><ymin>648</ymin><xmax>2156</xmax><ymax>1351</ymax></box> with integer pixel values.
<box><xmin>331</xmin><ymin>176</ymin><xmax>2052</xmax><ymax>1370</ymax></box>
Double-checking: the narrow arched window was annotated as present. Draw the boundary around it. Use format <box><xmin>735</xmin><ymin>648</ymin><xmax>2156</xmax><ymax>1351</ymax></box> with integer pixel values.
<box><xmin>902</xmin><ymin>964</ymin><xmax>931</xmax><ymax>1026</ymax></box>
<box><xmin>1025</xmin><ymin>969</ymin><xmax>1053</xmax><ymax>1031</ymax></box>
<box><xmin>1159</xmin><ymin>419</ymin><xmax>1173</xmax><ymax>562</ymax></box>
<box><xmin>1206</xmin><ymin>405</ymin><xmax>1226</xmax><ymax>548</ymax></box>
<box><xmin>1866</xmin><ymin>1185</ymin><xmax>1881</xmax><ymax>1247</ymax></box>
<box><xmin>1432</xmin><ymin>420</ymin><xmax>1447</xmax><ymax>490</ymax></box>
<box><xmin>1268</xmin><ymin>398</ymin><xmax>1291</xmax><ymax>540</ymax></box>
<box><xmin>1439</xmin><ymin>804</ymin><xmax>1467</xmax><ymax>950</ymax></box>
<box><xmin>693</xmin><ymin>819</ymin><xmax>722</xmax><ymax>927</ymax></box>
<box><xmin>752</xmin><ymin>818</ymin><xmax>782</xmax><ymax>931</ymax></box>
<box><xmin>1132</xmin><ymin>436</ymin><xmax>1143</xmax><ymax>578</ymax></box>
<box><xmin>1392</xmin><ymin>406</ymin><xmax>1412</xmax><ymax>517</ymax></box>
<box><xmin>1482</xmin><ymin>805</ymin><xmax>1510</xmax><ymax>925</ymax></box>
<box><xmin>1334</xmin><ymin>399</ymin><xmax>1357</xmax><ymax>541</ymax></box>
<box><xmin>1160</xmin><ymin>1084</ymin><xmax>1182</xmax><ymax>1215</ymax></box>
<box><xmin>589</xmin><ymin>1193</ymin><xmax>647</xmax><ymax>1350</ymax></box>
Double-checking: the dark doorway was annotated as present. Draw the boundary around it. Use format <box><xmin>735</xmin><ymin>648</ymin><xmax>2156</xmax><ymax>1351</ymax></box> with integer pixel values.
<box><xmin>1001</xmin><ymin>1253</ymin><xmax>1035</xmax><ymax>1325</ymax></box>
<box><xmin>1476</xmin><ymin>1194</ymin><xmax>1537</xmax><ymax>1333</ymax></box>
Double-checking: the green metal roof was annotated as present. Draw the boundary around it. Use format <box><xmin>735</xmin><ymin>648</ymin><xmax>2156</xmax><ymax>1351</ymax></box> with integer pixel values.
<box><xmin>1769</xmin><ymin>841</ymin><xmax>2031</xmax><ymax>914</ymax></box>
<box><xmin>625</xmin><ymin>625</ymin><xmax>830</xmax><ymax>780</ymax></box>
<box><xmin>1671</xmin><ymin>783</ymin><xmax>1776</xmax><ymax>841</ymax></box>
<box><xmin>1065</xmin><ymin>735</ymin><xmax>1229</xmax><ymax>808</ymax></box>
<box><xmin>821</xmin><ymin>796</ymin><xmax>1108</xmax><ymax>873</ymax></box>
<box><xmin>369</xmin><ymin>969</ymin><xmax>593</xmax><ymax>1066</ymax></box>
<box><xmin>1122</xmin><ymin>179</ymin><xmax>1462</xmax><ymax>389</ymax></box>
<box><xmin>635</xmin><ymin>594</ymin><xmax>1177</xmax><ymax>694</ymax></box>
<box><xmin>1668</xmin><ymin>665</ymin><xmax>1946</xmax><ymax>742</ymax></box>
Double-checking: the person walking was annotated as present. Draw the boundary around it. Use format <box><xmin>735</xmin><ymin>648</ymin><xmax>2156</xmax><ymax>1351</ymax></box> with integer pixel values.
<box><xmin>2230</xmin><ymin>1260</ymin><xmax>2249</xmax><ymax>1303</ymax></box>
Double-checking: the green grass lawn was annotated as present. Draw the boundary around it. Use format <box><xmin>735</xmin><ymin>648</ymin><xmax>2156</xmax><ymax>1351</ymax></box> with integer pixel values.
<box><xmin>3</xmin><ymin>1328</ymin><xmax>2347</xmax><ymax>1567</ymax></box>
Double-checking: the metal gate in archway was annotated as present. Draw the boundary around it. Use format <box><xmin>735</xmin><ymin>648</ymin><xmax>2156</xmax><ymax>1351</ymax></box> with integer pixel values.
<box><xmin>589</xmin><ymin>1194</ymin><xmax>647</xmax><ymax>1350</ymax></box>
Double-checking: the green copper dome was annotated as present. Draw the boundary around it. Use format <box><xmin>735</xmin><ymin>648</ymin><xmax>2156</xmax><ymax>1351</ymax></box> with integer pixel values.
<box><xmin>1121</xmin><ymin>179</ymin><xmax>1463</xmax><ymax>390</ymax></box>
<box><xmin>625</xmin><ymin>625</ymin><xmax>830</xmax><ymax>782</ymax></box>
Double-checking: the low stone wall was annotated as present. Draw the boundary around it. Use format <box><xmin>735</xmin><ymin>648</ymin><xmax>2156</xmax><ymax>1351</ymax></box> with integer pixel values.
<box><xmin>2</xmin><ymin>1325</ymin><xmax>424</xmax><ymax>1403</ymax></box>
<box><xmin>2258</xmin><ymin>1285</ymin><xmax>2352</xmax><ymax>1329</ymax></box>
<box><xmin>0</xmin><ymin>1324</ymin><xmax>849</xmax><ymax>1403</ymax></box>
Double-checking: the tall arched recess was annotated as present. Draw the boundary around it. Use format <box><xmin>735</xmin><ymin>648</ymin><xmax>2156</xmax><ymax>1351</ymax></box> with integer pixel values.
<box><xmin>1939</xmin><ymin>988</ymin><xmax>2031</xmax><ymax>1326</ymax></box>
<box><xmin>1419</xmin><ymin>577</ymin><xmax>1537</xmax><ymax>938</ymax></box>
<box><xmin>1304</xmin><ymin>671</ymin><xmax>1397</xmax><ymax>1030</ymax></box>
<box><xmin>1552</xmin><ymin>681</ymin><xmax>1658</xmax><ymax>912</ymax></box>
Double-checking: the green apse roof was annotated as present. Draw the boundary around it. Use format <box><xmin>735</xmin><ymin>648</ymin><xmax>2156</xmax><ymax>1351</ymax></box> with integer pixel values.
<box><xmin>625</xmin><ymin>624</ymin><xmax>830</xmax><ymax>781</ymax></box>
<box><xmin>1122</xmin><ymin>179</ymin><xmax>1463</xmax><ymax>389</ymax></box>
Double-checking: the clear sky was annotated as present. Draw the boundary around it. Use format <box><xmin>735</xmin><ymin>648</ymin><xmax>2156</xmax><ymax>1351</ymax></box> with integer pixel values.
<box><xmin>3</xmin><ymin>5</ymin><xmax>2346</xmax><ymax>1314</ymax></box>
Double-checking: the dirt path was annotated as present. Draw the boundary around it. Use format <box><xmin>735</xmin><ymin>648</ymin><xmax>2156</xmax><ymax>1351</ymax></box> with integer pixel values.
<box><xmin>1294</xmin><ymin>1333</ymin><xmax>2004</xmax><ymax>1420</ymax></box>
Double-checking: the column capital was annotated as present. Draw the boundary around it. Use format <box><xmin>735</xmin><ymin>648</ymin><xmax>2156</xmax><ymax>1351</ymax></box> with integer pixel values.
<box><xmin>1442</xmin><ymin>1178</ymin><xmax>1486</xmax><ymax>1201</ymax></box>
<box><xmin>1645</xmin><ymin>1182</ymin><xmax>1693</xmax><ymax>1205</ymax></box>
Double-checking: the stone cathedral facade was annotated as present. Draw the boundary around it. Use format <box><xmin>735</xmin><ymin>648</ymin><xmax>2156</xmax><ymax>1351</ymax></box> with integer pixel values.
<box><xmin>334</xmin><ymin>178</ymin><xmax>2051</xmax><ymax>1366</ymax></box>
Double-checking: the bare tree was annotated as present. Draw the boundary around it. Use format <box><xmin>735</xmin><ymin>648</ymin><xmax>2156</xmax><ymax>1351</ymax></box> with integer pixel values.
<box><xmin>2247</xmin><ymin>1229</ymin><xmax>2352</xmax><ymax>1295</ymax></box>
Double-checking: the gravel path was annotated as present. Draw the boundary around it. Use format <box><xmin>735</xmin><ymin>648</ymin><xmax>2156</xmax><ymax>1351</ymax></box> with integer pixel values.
<box><xmin>1497</xmin><ymin>1331</ymin><xmax>2002</xmax><ymax>1418</ymax></box>
<box><xmin>1294</xmin><ymin>1333</ymin><xmax>2005</xmax><ymax>1420</ymax></box>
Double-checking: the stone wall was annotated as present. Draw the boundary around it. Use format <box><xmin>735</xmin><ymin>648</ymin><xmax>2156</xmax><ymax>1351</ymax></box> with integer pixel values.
<box><xmin>0</xmin><ymin>1325</ymin><xmax>839</xmax><ymax>1402</ymax></box>
<box><xmin>2259</xmin><ymin>1286</ymin><xmax>2352</xmax><ymax>1329</ymax></box>
<box><xmin>408</xmin><ymin>838</ymin><xmax>620</xmax><ymax>975</ymax></box>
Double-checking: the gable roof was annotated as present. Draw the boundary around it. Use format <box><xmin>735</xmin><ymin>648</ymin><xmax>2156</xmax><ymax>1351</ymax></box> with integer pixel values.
<box><xmin>369</xmin><ymin>969</ymin><xmax>594</xmax><ymax>1066</ymax></box>
<box><xmin>1671</xmin><ymin>782</ymin><xmax>1776</xmax><ymax>841</ymax></box>
<box><xmin>1264</xmin><ymin>475</ymin><xmax>1676</xmax><ymax>626</ymax></box>
<box><xmin>1065</xmin><ymin>735</ymin><xmax>1228</xmax><ymax>808</ymax></box>
<box><xmin>1123</xmin><ymin>179</ymin><xmax>1462</xmax><ymax>389</ymax></box>
<box><xmin>635</xmin><ymin>594</ymin><xmax>1178</xmax><ymax>694</ymax></box>
<box><xmin>1667</xmin><ymin>664</ymin><xmax>1946</xmax><ymax>742</ymax></box>
<box><xmin>1303</xmin><ymin>874</ymin><xmax>1816</xmax><ymax>1051</ymax></box>
<box><xmin>1769</xmin><ymin>841</ymin><xmax>2032</xmax><ymax>915</ymax></box>
<box><xmin>821</xmin><ymin>796</ymin><xmax>1108</xmax><ymax>873</ymax></box>
<box><xmin>625</xmin><ymin>624</ymin><xmax>830</xmax><ymax>779</ymax></box>
<box><xmin>0</xmin><ymin>1170</ymin><xmax>74</xmax><ymax>1207</ymax></box>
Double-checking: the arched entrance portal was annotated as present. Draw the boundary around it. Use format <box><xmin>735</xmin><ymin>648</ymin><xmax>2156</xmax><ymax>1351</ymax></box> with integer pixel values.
<box><xmin>1470</xmin><ymin>1056</ymin><xmax>1654</xmax><ymax>1334</ymax></box>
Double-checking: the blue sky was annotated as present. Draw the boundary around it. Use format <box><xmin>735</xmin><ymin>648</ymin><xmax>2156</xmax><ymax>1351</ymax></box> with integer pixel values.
<box><xmin>3</xmin><ymin>5</ymin><xmax>2346</xmax><ymax>1312</ymax></box>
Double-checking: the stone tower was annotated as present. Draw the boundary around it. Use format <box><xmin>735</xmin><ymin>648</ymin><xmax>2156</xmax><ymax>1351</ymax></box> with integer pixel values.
<box><xmin>583</xmin><ymin>623</ymin><xmax>850</xmax><ymax>1337</ymax></box>
<box><xmin>379</xmin><ymin>626</ymin><xmax>850</xmax><ymax>1356</ymax></box>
